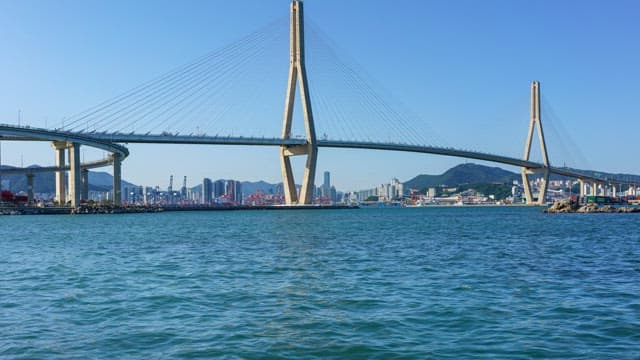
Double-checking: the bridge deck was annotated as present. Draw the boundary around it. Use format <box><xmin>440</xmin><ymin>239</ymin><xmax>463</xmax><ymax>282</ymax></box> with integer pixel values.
<box><xmin>0</xmin><ymin>125</ymin><xmax>635</xmax><ymax>186</ymax></box>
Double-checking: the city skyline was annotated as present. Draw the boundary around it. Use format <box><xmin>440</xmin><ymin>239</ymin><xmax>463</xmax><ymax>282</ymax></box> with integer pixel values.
<box><xmin>1</xmin><ymin>0</ymin><xmax>639</xmax><ymax>191</ymax></box>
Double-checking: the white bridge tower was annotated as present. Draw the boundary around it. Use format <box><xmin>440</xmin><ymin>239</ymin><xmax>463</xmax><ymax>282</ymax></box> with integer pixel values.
<box><xmin>280</xmin><ymin>0</ymin><xmax>318</xmax><ymax>205</ymax></box>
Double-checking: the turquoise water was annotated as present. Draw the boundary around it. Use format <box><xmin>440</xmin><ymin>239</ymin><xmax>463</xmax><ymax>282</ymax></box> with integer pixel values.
<box><xmin>1</xmin><ymin>207</ymin><xmax>639</xmax><ymax>358</ymax></box>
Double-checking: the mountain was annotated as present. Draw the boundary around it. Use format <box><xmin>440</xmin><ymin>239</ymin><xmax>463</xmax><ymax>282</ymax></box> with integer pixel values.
<box><xmin>404</xmin><ymin>163</ymin><xmax>640</xmax><ymax>192</ymax></box>
<box><xmin>403</xmin><ymin>163</ymin><xmax>519</xmax><ymax>190</ymax></box>
<box><xmin>1</xmin><ymin>165</ymin><xmax>56</xmax><ymax>193</ymax></box>
<box><xmin>241</xmin><ymin>181</ymin><xmax>281</xmax><ymax>195</ymax></box>
<box><xmin>88</xmin><ymin>171</ymin><xmax>137</xmax><ymax>191</ymax></box>
<box><xmin>0</xmin><ymin>165</ymin><xmax>137</xmax><ymax>193</ymax></box>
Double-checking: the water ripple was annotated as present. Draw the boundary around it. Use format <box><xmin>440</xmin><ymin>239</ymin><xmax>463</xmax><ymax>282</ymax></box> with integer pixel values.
<box><xmin>1</xmin><ymin>207</ymin><xmax>639</xmax><ymax>358</ymax></box>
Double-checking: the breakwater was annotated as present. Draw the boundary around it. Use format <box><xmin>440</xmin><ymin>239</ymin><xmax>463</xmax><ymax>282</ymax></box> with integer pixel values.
<box><xmin>545</xmin><ymin>199</ymin><xmax>640</xmax><ymax>213</ymax></box>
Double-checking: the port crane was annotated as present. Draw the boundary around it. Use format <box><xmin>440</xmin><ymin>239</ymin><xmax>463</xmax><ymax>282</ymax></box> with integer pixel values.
<box><xmin>181</xmin><ymin>176</ymin><xmax>187</xmax><ymax>199</ymax></box>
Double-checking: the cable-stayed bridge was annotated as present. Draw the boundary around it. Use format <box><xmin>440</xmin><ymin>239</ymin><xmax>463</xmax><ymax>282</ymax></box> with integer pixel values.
<box><xmin>1</xmin><ymin>1</ymin><xmax>638</xmax><ymax>206</ymax></box>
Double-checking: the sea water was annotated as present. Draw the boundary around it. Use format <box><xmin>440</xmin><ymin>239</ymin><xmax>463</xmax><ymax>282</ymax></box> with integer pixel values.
<box><xmin>1</xmin><ymin>207</ymin><xmax>639</xmax><ymax>358</ymax></box>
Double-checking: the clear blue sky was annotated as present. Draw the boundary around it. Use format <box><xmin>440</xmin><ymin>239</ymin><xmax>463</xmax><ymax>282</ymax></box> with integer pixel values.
<box><xmin>1</xmin><ymin>0</ymin><xmax>639</xmax><ymax>191</ymax></box>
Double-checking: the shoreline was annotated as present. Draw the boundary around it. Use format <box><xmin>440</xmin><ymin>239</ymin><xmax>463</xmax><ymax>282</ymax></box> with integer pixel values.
<box><xmin>0</xmin><ymin>204</ymin><xmax>359</xmax><ymax>216</ymax></box>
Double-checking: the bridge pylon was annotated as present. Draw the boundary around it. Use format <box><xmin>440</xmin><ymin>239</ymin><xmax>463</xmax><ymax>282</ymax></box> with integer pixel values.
<box><xmin>521</xmin><ymin>81</ymin><xmax>550</xmax><ymax>205</ymax></box>
<box><xmin>280</xmin><ymin>0</ymin><xmax>318</xmax><ymax>205</ymax></box>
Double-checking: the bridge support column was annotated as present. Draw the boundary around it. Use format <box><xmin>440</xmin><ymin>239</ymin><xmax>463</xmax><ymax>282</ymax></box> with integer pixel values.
<box><xmin>521</xmin><ymin>170</ymin><xmax>534</xmax><ymax>204</ymax></box>
<box><xmin>51</xmin><ymin>141</ymin><xmax>67</xmax><ymax>205</ymax></box>
<box><xmin>68</xmin><ymin>143</ymin><xmax>81</xmax><ymax>207</ymax></box>
<box><xmin>578</xmin><ymin>179</ymin><xmax>585</xmax><ymax>197</ymax></box>
<box><xmin>112</xmin><ymin>154</ymin><xmax>122</xmax><ymax>206</ymax></box>
<box><xmin>521</xmin><ymin>81</ymin><xmax>550</xmax><ymax>205</ymax></box>
<box><xmin>591</xmin><ymin>182</ymin><xmax>597</xmax><ymax>196</ymax></box>
<box><xmin>279</xmin><ymin>0</ymin><xmax>318</xmax><ymax>205</ymax></box>
<box><xmin>26</xmin><ymin>174</ymin><xmax>34</xmax><ymax>204</ymax></box>
<box><xmin>81</xmin><ymin>168</ymin><xmax>89</xmax><ymax>201</ymax></box>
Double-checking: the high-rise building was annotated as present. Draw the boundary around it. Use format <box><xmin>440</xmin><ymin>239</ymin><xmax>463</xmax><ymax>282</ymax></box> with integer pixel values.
<box><xmin>234</xmin><ymin>181</ymin><xmax>243</xmax><ymax>205</ymax></box>
<box><xmin>322</xmin><ymin>171</ymin><xmax>331</xmax><ymax>198</ymax></box>
<box><xmin>225</xmin><ymin>180</ymin><xmax>234</xmax><ymax>200</ymax></box>
<box><xmin>389</xmin><ymin>178</ymin><xmax>403</xmax><ymax>199</ymax></box>
<box><xmin>123</xmin><ymin>186</ymin><xmax>131</xmax><ymax>203</ymax></box>
<box><xmin>224</xmin><ymin>180</ymin><xmax>243</xmax><ymax>205</ymax></box>
<box><xmin>214</xmin><ymin>180</ymin><xmax>226</xmax><ymax>199</ymax></box>
<box><xmin>202</xmin><ymin>178</ymin><xmax>212</xmax><ymax>205</ymax></box>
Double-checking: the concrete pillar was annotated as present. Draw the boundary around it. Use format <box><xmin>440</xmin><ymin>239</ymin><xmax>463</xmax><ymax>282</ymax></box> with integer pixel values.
<box><xmin>578</xmin><ymin>179</ymin><xmax>585</xmax><ymax>197</ymax></box>
<box><xmin>538</xmin><ymin>170</ymin><xmax>549</xmax><ymax>205</ymax></box>
<box><xmin>612</xmin><ymin>185</ymin><xmax>617</xmax><ymax>198</ymax></box>
<box><xmin>81</xmin><ymin>168</ymin><xmax>89</xmax><ymax>201</ymax></box>
<box><xmin>68</xmin><ymin>143</ymin><xmax>81</xmax><ymax>207</ymax></box>
<box><xmin>521</xmin><ymin>171</ymin><xmax>533</xmax><ymax>204</ymax></box>
<box><xmin>591</xmin><ymin>182</ymin><xmax>597</xmax><ymax>196</ymax></box>
<box><xmin>51</xmin><ymin>141</ymin><xmax>67</xmax><ymax>205</ymax></box>
<box><xmin>113</xmin><ymin>154</ymin><xmax>122</xmax><ymax>206</ymax></box>
<box><xmin>26</xmin><ymin>174</ymin><xmax>34</xmax><ymax>204</ymax></box>
<box><xmin>279</xmin><ymin>0</ymin><xmax>318</xmax><ymax>205</ymax></box>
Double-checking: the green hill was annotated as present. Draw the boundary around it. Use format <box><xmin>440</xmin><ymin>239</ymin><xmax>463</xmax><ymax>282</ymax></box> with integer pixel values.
<box><xmin>403</xmin><ymin>163</ymin><xmax>519</xmax><ymax>190</ymax></box>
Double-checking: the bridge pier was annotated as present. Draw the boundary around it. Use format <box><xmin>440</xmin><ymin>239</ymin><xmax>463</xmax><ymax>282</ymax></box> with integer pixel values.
<box><xmin>578</xmin><ymin>179</ymin><xmax>585</xmax><ymax>197</ymax></box>
<box><xmin>68</xmin><ymin>143</ymin><xmax>81</xmax><ymax>207</ymax></box>
<box><xmin>81</xmin><ymin>168</ymin><xmax>89</xmax><ymax>201</ymax></box>
<box><xmin>112</xmin><ymin>154</ymin><xmax>122</xmax><ymax>206</ymax></box>
<box><xmin>26</xmin><ymin>173</ymin><xmax>34</xmax><ymax>204</ymax></box>
<box><xmin>522</xmin><ymin>169</ymin><xmax>549</xmax><ymax>205</ymax></box>
<box><xmin>51</xmin><ymin>141</ymin><xmax>67</xmax><ymax>205</ymax></box>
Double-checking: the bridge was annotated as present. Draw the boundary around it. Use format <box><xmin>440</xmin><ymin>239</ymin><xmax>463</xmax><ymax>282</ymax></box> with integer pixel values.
<box><xmin>1</xmin><ymin>1</ymin><xmax>638</xmax><ymax>207</ymax></box>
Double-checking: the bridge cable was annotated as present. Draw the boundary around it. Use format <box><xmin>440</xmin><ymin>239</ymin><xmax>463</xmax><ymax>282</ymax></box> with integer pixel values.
<box><xmin>83</xmin><ymin>24</ymin><xmax>278</xmax><ymax>133</ymax></box>
<box><xmin>306</xmin><ymin>21</ymin><xmax>448</xmax><ymax>148</ymax></box>
<box><xmin>60</xmin><ymin>17</ymin><xmax>287</xmax><ymax>133</ymax></box>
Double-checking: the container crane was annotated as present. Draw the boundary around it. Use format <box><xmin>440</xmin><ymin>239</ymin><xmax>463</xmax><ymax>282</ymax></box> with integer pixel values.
<box><xmin>181</xmin><ymin>176</ymin><xmax>187</xmax><ymax>200</ymax></box>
